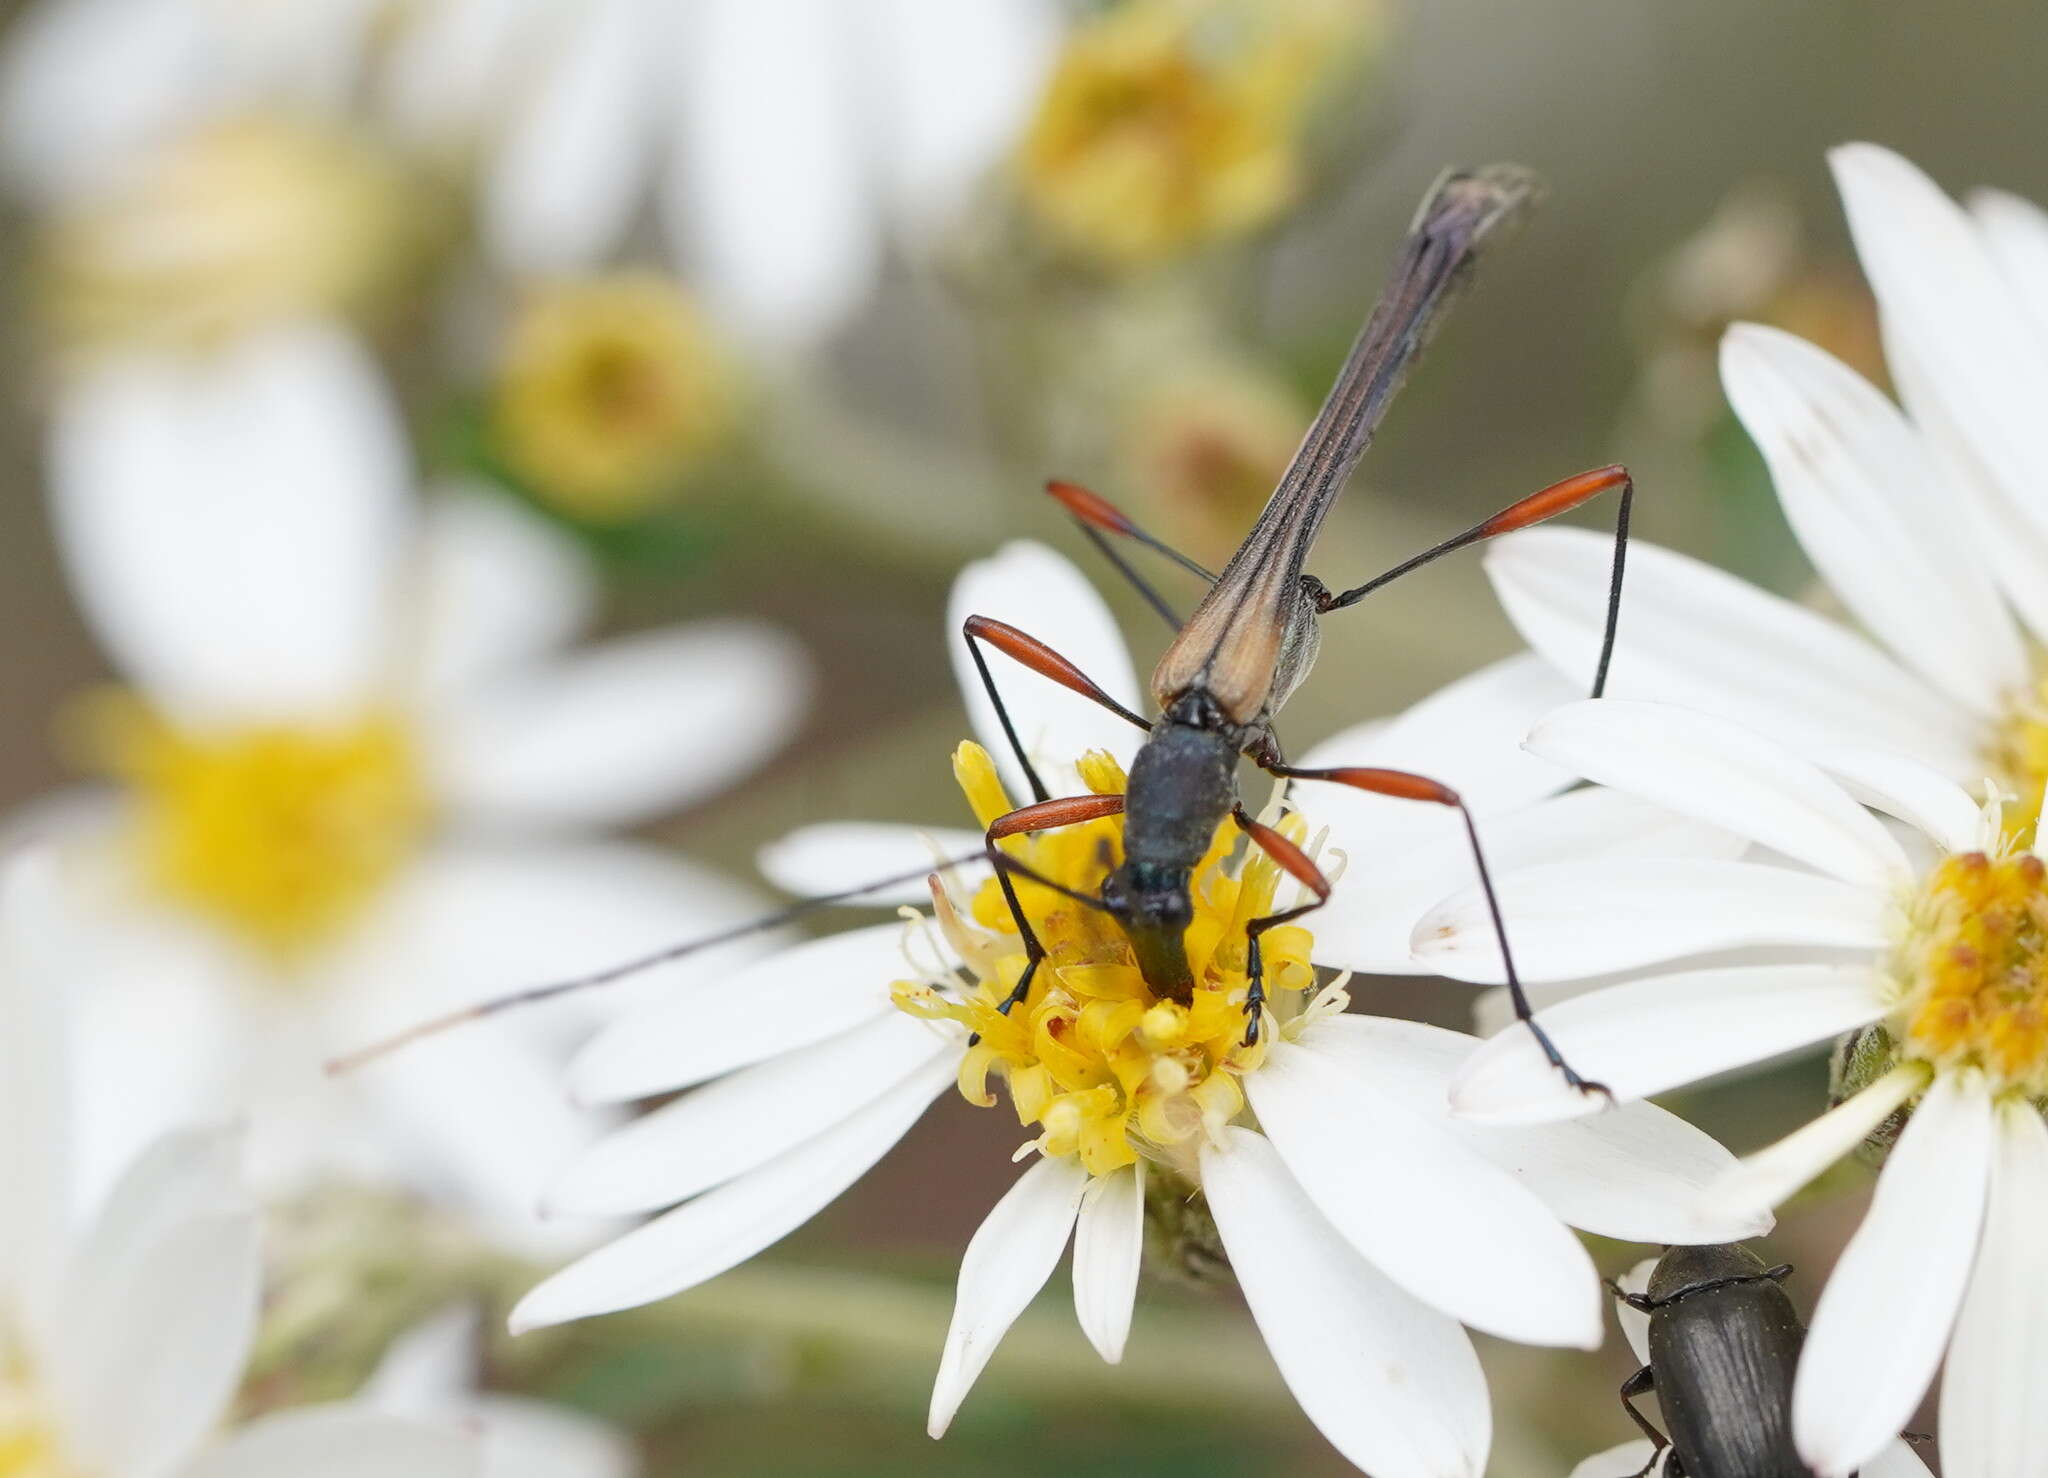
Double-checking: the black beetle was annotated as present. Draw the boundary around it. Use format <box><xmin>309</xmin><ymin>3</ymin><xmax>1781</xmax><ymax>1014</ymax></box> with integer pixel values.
<box><xmin>1611</xmin><ymin>1242</ymin><xmax>1812</xmax><ymax>1478</ymax></box>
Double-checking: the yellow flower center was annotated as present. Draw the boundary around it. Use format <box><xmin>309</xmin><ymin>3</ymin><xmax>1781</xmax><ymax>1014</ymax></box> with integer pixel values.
<box><xmin>72</xmin><ymin>692</ymin><xmax>429</xmax><ymax>958</ymax></box>
<box><xmin>43</xmin><ymin>113</ymin><xmax>419</xmax><ymax>354</ymax></box>
<box><xmin>1891</xmin><ymin>849</ymin><xmax>2048</xmax><ymax>1096</ymax></box>
<box><xmin>891</xmin><ymin>742</ymin><xmax>1324</xmax><ymax>1179</ymax></box>
<box><xmin>1020</xmin><ymin>0</ymin><xmax>1373</xmax><ymax>265</ymax></box>
<box><xmin>494</xmin><ymin>273</ymin><xmax>736</xmax><ymax>522</ymax></box>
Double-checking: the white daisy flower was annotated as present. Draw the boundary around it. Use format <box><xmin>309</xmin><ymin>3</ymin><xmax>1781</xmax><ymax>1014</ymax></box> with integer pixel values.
<box><xmin>22</xmin><ymin>322</ymin><xmax>808</xmax><ymax>1253</ymax></box>
<box><xmin>1484</xmin><ymin>144</ymin><xmax>2048</xmax><ymax>830</ymax></box>
<box><xmin>510</xmin><ymin>541</ymin><xmax>1765</xmax><ymax>1478</ymax></box>
<box><xmin>1570</xmin><ymin>1257</ymin><xmax>1932</xmax><ymax>1478</ymax></box>
<box><xmin>0</xmin><ymin>851</ymin><xmax>479</xmax><ymax>1478</ymax></box>
<box><xmin>389</xmin><ymin>0</ymin><xmax>1062</xmax><ymax>346</ymax></box>
<box><xmin>1427</xmin><ymin>698</ymin><xmax>2048</xmax><ymax>1478</ymax></box>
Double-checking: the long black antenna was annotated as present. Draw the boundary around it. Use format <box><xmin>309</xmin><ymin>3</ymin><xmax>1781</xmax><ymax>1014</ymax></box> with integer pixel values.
<box><xmin>327</xmin><ymin>848</ymin><xmax>987</xmax><ymax>1073</ymax></box>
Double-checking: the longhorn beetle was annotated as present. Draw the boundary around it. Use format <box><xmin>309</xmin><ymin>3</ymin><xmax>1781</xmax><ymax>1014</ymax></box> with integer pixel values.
<box><xmin>332</xmin><ymin>165</ymin><xmax>1633</xmax><ymax>1089</ymax></box>
<box><xmin>960</xmin><ymin>163</ymin><xmax>1633</xmax><ymax>1088</ymax></box>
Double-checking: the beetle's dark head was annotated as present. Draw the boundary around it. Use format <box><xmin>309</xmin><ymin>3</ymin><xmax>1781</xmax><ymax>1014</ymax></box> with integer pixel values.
<box><xmin>1101</xmin><ymin>859</ymin><xmax>1196</xmax><ymax>1005</ymax></box>
<box><xmin>1649</xmin><ymin>1241</ymin><xmax>1775</xmax><ymax>1303</ymax></box>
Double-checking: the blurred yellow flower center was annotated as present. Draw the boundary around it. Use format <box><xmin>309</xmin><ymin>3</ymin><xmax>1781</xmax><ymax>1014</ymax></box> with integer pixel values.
<box><xmin>43</xmin><ymin>114</ymin><xmax>416</xmax><ymax>354</ymax></box>
<box><xmin>0</xmin><ymin>1385</ymin><xmax>64</xmax><ymax>1478</ymax></box>
<box><xmin>1893</xmin><ymin>849</ymin><xmax>2048</xmax><ymax>1096</ymax></box>
<box><xmin>494</xmin><ymin>273</ymin><xmax>735</xmax><ymax>522</ymax></box>
<box><xmin>892</xmin><ymin>742</ymin><xmax>1320</xmax><ymax>1179</ymax></box>
<box><xmin>78</xmin><ymin>694</ymin><xmax>429</xmax><ymax>957</ymax></box>
<box><xmin>1020</xmin><ymin>0</ymin><xmax>1366</xmax><ymax>265</ymax></box>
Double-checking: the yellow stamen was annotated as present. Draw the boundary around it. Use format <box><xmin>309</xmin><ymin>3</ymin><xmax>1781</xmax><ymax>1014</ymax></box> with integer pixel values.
<box><xmin>70</xmin><ymin>691</ymin><xmax>429</xmax><ymax>958</ymax></box>
<box><xmin>1891</xmin><ymin>849</ymin><xmax>2048</xmax><ymax>1096</ymax></box>
<box><xmin>892</xmin><ymin>740</ymin><xmax>1327</xmax><ymax>1180</ymax></box>
<box><xmin>493</xmin><ymin>272</ymin><xmax>736</xmax><ymax>523</ymax></box>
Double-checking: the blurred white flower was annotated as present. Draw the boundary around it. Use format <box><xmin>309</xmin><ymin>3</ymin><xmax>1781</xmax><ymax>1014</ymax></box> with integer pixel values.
<box><xmin>1570</xmin><ymin>1257</ymin><xmax>1931</xmax><ymax>1478</ymax></box>
<box><xmin>508</xmin><ymin>542</ymin><xmax>1763</xmax><ymax>1478</ymax></box>
<box><xmin>0</xmin><ymin>852</ymin><xmax>478</xmax><ymax>1478</ymax></box>
<box><xmin>398</xmin><ymin>0</ymin><xmax>1061</xmax><ymax>345</ymax></box>
<box><xmin>21</xmin><ymin>323</ymin><xmax>809</xmax><ymax>1253</ymax></box>
<box><xmin>0</xmin><ymin>0</ymin><xmax>390</xmax><ymax>200</ymax></box>
<box><xmin>366</xmin><ymin>1305</ymin><xmax>638</xmax><ymax>1478</ymax></box>
<box><xmin>1488</xmin><ymin>144</ymin><xmax>2048</xmax><ymax>832</ymax></box>
<box><xmin>1431</xmin><ymin>699</ymin><xmax>2048</xmax><ymax>1478</ymax></box>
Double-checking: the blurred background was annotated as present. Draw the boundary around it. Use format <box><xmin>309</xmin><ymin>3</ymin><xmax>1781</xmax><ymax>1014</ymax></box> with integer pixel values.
<box><xmin>0</xmin><ymin>0</ymin><xmax>2034</xmax><ymax>1471</ymax></box>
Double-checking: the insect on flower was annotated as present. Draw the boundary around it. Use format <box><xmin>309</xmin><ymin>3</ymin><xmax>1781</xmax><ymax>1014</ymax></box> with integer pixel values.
<box><xmin>335</xmin><ymin>162</ymin><xmax>1636</xmax><ymax>1092</ymax></box>
<box><xmin>1578</xmin><ymin>1244</ymin><xmax>1933</xmax><ymax>1478</ymax></box>
<box><xmin>960</xmin><ymin>161</ymin><xmax>1633</xmax><ymax>1087</ymax></box>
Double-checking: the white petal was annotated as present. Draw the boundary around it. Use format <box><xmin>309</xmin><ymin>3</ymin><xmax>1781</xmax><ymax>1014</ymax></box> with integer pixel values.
<box><xmin>1201</xmin><ymin>1128</ymin><xmax>1489</xmax><ymax>1478</ymax></box>
<box><xmin>1860</xmin><ymin>1440</ymin><xmax>1937</xmax><ymax>1478</ymax></box>
<box><xmin>1487</xmin><ymin>529</ymin><xmax>1975</xmax><ymax>776</ymax></box>
<box><xmin>0</xmin><ymin>851</ymin><xmax>76</xmax><ymax>1331</ymax></box>
<box><xmin>1614</xmin><ymin>1258</ymin><xmax>1657</xmax><ymax>1363</ymax></box>
<box><xmin>1720</xmin><ymin>321</ymin><xmax>2024</xmax><ymax>711</ymax></box>
<box><xmin>1296</xmin><ymin>652</ymin><xmax>1580</xmax><ymax>827</ymax></box>
<box><xmin>545</xmin><ymin>1011</ymin><xmax>953</xmax><ymax>1216</ymax></box>
<box><xmin>481</xmin><ymin>0</ymin><xmax>653</xmax><ymax>274</ymax></box>
<box><xmin>1705</xmin><ymin>1066</ymin><xmax>1924</xmax><ymax>1220</ymax></box>
<box><xmin>663</xmin><ymin>0</ymin><xmax>877</xmax><ymax>345</ymax></box>
<box><xmin>410</xmin><ymin>487</ymin><xmax>596</xmax><ymax>702</ymax></box>
<box><xmin>755</xmin><ymin>822</ymin><xmax>988</xmax><ymax>905</ymax></box>
<box><xmin>349</xmin><ymin>1012</ymin><xmax>620</xmax><ymax>1261</ymax></box>
<box><xmin>431</xmin><ymin>620</ymin><xmax>810</xmax><ymax>828</ymax></box>
<box><xmin>509</xmin><ymin>1052</ymin><xmax>952</xmax><ymax>1332</ymax></box>
<box><xmin>331</xmin><ymin>839</ymin><xmax>772</xmax><ymax>1041</ymax></box>
<box><xmin>462</xmin><ymin>1394</ymin><xmax>634</xmax><ymax>1478</ymax></box>
<box><xmin>927</xmin><ymin>1156</ymin><xmax>1088</xmax><ymax>1437</ymax></box>
<box><xmin>184</xmin><ymin>1406</ymin><xmax>476</xmax><ymax>1478</ymax></box>
<box><xmin>565</xmin><ymin>921</ymin><xmax>911</xmax><ymax>1104</ymax></box>
<box><xmin>1812</xmin><ymin>746</ymin><xmax>1986</xmax><ymax>856</ymax></box>
<box><xmin>1451</xmin><ymin>964</ymin><xmax>1884</xmax><ymax>1124</ymax></box>
<box><xmin>947</xmin><ymin>541</ymin><xmax>1144</xmax><ymax>801</ymax></box>
<box><xmin>1526</xmin><ymin>700</ymin><xmax>1912</xmax><ymax>890</ymax></box>
<box><xmin>1972</xmin><ymin>186</ymin><xmax>2048</xmax><ymax>339</ymax></box>
<box><xmin>364</xmin><ymin>1305</ymin><xmax>479</xmax><ymax>1410</ymax></box>
<box><xmin>51</xmin><ymin>326</ymin><xmax>409</xmax><ymax>725</ymax></box>
<box><xmin>1831</xmin><ymin>145</ymin><xmax>2048</xmax><ymax>562</ymax></box>
<box><xmin>50</xmin><ymin>1209</ymin><xmax>260</xmax><ymax>1478</ymax></box>
<box><xmin>862</xmin><ymin>0</ymin><xmax>1059</xmax><ymax>230</ymax></box>
<box><xmin>1250</xmin><ymin>1038</ymin><xmax>1602</xmax><ymax>1348</ymax></box>
<box><xmin>1794</xmin><ymin>1071</ymin><xmax>1993</xmax><ymax>1477</ymax></box>
<box><xmin>379</xmin><ymin>0</ymin><xmax>541</xmax><ymax>144</ymax></box>
<box><xmin>1569</xmin><ymin>1440</ymin><xmax>1668</xmax><ymax>1478</ymax></box>
<box><xmin>1072</xmin><ymin>1162</ymin><xmax>1142</xmax><ymax>1365</ymax></box>
<box><xmin>1883</xmin><ymin>316</ymin><xmax>2048</xmax><ymax>650</ymax></box>
<box><xmin>1414</xmin><ymin>858</ymin><xmax>1885</xmax><ymax>984</ymax></box>
<box><xmin>1295</xmin><ymin>1015</ymin><xmax>1770</xmax><ymax>1246</ymax></box>
<box><xmin>0</xmin><ymin>0</ymin><xmax>207</xmax><ymax>199</ymax></box>
<box><xmin>68</xmin><ymin>1124</ymin><xmax>246</xmax><ymax>1310</ymax></box>
<box><xmin>1312</xmin><ymin>784</ymin><xmax>1748</xmax><ymax>977</ymax></box>
<box><xmin>364</xmin><ymin>1311</ymin><xmax>636</xmax><ymax>1478</ymax></box>
<box><xmin>1936</xmin><ymin>1099</ymin><xmax>2048</xmax><ymax>1478</ymax></box>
